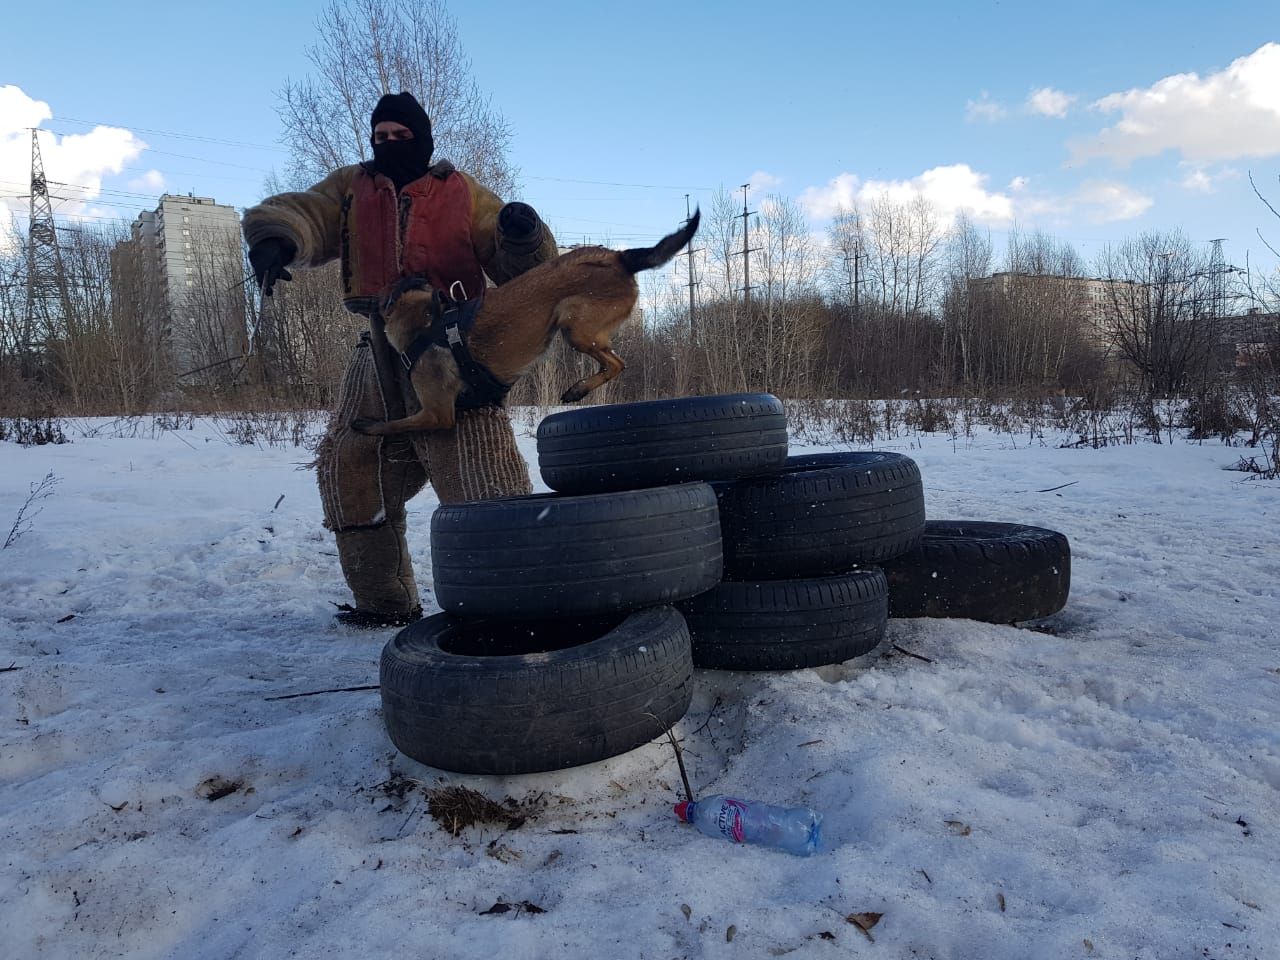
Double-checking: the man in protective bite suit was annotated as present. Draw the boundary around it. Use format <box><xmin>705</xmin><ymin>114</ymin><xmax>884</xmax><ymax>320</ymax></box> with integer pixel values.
<box><xmin>243</xmin><ymin>91</ymin><xmax>557</xmax><ymax>627</ymax></box>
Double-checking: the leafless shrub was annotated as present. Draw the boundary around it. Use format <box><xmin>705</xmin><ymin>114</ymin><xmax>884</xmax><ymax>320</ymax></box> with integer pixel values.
<box><xmin>153</xmin><ymin>413</ymin><xmax>196</xmax><ymax>432</ymax></box>
<box><xmin>0</xmin><ymin>417</ymin><xmax>68</xmax><ymax>446</ymax></box>
<box><xmin>904</xmin><ymin>398</ymin><xmax>952</xmax><ymax>433</ymax></box>
<box><xmin>1227</xmin><ymin>444</ymin><xmax>1280</xmax><ymax>479</ymax></box>
<box><xmin>4</xmin><ymin>471</ymin><xmax>59</xmax><ymax>550</ymax></box>
<box><xmin>1182</xmin><ymin>383</ymin><xmax>1251</xmax><ymax>441</ymax></box>
<box><xmin>784</xmin><ymin>399</ymin><xmax>881</xmax><ymax>447</ymax></box>
<box><xmin>210</xmin><ymin>410</ymin><xmax>327</xmax><ymax>449</ymax></box>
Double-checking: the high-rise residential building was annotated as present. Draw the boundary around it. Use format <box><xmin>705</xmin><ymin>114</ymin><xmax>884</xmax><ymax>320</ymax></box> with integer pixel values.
<box><xmin>111</xmin><ymin>194</ymin><xmax>246</xmax><ymax>382</ymax></box>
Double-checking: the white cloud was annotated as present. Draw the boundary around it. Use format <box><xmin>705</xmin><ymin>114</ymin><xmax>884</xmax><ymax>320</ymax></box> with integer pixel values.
<box><xmin>128</xmin><ymin>169</ymin><xmax>166</xmax><ymax>193</ymax></box>
<box><xmin>745</xmin><ymin>170</ymin><xmax>782</xmax><ymax>195</ymax></box>
<box><xmin>1027</xmin><ymin>87</ymin><xmax>1076</xmax><ymax>118</ymax></box>
<box><xmin>1073</xmin><ymin>180</ymin><xmax>1154</xmax><ymax>223</ymax></box>
<box><xmin>798</xmin><ymin>173</ymin><xmax>860</xmax><ymax>219</ymax></box>
<box><xmin>966</xmin><ymin>92</ymin><xmax>1007</xmax><ymax>123</ymax></box>
<box><xmin>1011</xmin><ymin>179</ymin><xmax>1152</xmax><ymax>224</ymax></box>
<box><xmin>0</xmin><ymin>84</ymin><xmax>51</xmax><ymax>131</ymax></box>
<box><xmin>1181</xmin><ymin>169</ymin><xmax>1214</xmax><ymax>193</ymax></box>
<box><xmin>800</xmin><ymin>166</ymin><xmax>1151</xmax><ymax>229</ymax></box>
<box><xmin>1070</xmin><ymin>42</ymin><xmax>1280</xmax><ymax>165</ymax></box>
<box><xmin>1178</xmin><ymin>165</ymin><xmax>1240</xmax><ymax>194</ymax></box>
<box><xmin>801</xmin><ymin>164</ymin><xmax>1016</xmax><ymax>227</ymax></box>
<box><xmin>1</xmin><ymin>84</ymin><xmax>146</xmax><ymax>228</ymax></box>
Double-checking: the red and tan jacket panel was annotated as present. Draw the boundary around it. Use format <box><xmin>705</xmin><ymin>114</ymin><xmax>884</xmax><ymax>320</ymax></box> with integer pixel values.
<box><xmin>242</xmin><ymin>162</ymin><xmax>556</xmax><ymax>315</ymax></box>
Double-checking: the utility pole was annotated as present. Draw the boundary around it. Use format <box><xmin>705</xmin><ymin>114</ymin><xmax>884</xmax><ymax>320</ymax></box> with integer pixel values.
<box><xmin>738</xmin><ymin>183</ymin><xmax>759</xmax><ymax>305</ymax></box>
<box><xmin>680</xmin><ymin>194</ymin><xmax>701</xmax><ymax>338</ymax></box>
<box><xmin>843</xmin><ymin>239</ymin><xmax>864</xmax><ymax>327</ymax></box>
<box><xmin>21</xmin><ymin>128</ymin><xmax>70</xmax><ymax>376</ymax></box>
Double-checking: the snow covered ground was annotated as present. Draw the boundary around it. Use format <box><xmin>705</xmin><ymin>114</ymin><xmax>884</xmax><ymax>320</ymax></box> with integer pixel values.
<box><xmin>1</xmin><ymin>410</ymin><xmax>1277</xmax><ymax>959</ymax></box>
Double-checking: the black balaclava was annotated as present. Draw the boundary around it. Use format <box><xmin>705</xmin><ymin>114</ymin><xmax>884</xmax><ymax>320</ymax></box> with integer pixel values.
<box><xmin>369</xmin><ymin>91</ymin><xmax>434</xmax><ymax>189</ymax></box>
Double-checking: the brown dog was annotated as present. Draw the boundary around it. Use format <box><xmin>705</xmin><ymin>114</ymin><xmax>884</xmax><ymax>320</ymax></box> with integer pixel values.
<box><xmin>352</xmin><ymin>210</ymin><xmax>699</xmax><ymax>436</ymax></box>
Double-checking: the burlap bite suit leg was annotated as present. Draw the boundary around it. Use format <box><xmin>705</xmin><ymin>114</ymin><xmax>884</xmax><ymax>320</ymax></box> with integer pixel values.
<box><xmin>317</xmin><ymin>332</ymin><xmax>428</xmax><ymax>621</ymax></box>
<box><xmin>414</xmin><ymin>405</ymin><xmax>532</xmax><ymax>504</ymax></box>
<box><xmin>316</xmin><ymin>329</ymin><xmax>532</xmax><ymax>622</ymax></box>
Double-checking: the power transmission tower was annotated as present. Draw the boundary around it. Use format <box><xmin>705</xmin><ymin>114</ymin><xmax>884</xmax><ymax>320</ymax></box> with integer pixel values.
<box><xmin>738</xmin><ymin>183</ymin><xmax>760</xmax><ymax>304</ymax></box>
<box><xmin>680</xmin><ymin>194</ymin><xmax>702</xmax><ymax>338</ymax></box>
<box><xmin>21</xmin><ymin>129</ymin><xmax>70</xmax><ymax>375</ymax></box>
<box><xmin>1203</xmin><ymin>239</ymin><xmax>1241</xmax><ymax>323</ymax></box>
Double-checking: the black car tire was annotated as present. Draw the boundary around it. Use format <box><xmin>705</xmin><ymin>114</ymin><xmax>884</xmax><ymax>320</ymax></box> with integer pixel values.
<box><xmin>380</xmin><ymin>607</ymin><xmax>693</xmax><ymax>775</ymax></box>
<box><xmin>714</xmin><ymin>452</ymin><xmax>925</xmax><ymax>579</ymax></box>
<box><xmin>881</xmin><ymin>520</ymin><xmax>1071</xmax><ymax>623</ymax></box>
<box><xmin>536</xmin><ymin>393</ymin><xmax>788</xmax><ymax>494</ymax></box>
<box><xmin>676</xmin><ymin>570</ymin><xmax>888</xmax><ymax>671</ymax></box>
<box><xmin>430</xmin><ymin>482</ymin><xmax>722</xmax><ymax>618</ymax></box>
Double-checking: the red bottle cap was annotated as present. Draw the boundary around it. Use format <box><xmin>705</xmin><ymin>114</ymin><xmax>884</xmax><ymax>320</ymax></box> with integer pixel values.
<box><xmin>673</xmin><ymin>801</ymin><xmax>692</xmax><ymax>822</ymax></box>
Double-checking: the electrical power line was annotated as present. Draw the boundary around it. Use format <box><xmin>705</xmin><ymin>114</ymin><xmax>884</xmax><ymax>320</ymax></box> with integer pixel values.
<box><xmin>526</xmin><ymin>174</ymin><xmax>713</xmax><ymax>191</ymax></box>
<box><xmin>35</xmin><ymin>119</ymin><xmax>711</xmax><ymax>192</ymax></box>
<box><xmin>52</xmin><ymin>115</ymin><xmax>287</xmax><ymax>152</ymax></box>
<box><xmin>8</xmin><ymin>116</ymin><xmax>715</xmax><ymax>246</ymax></box>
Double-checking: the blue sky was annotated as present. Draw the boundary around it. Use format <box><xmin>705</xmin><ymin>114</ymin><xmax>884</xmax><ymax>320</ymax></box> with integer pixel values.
<box><xmin>3</xmin><ymin>0</ymin><xmax>1280</xmax><ymax>275</ymax></box>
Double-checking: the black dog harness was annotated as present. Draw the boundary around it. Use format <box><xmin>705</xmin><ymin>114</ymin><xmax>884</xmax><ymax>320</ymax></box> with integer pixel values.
<box><xmin>395</xmin><ymin>284</ymin><xmax>512</xmax><ymax>411</ymax></box>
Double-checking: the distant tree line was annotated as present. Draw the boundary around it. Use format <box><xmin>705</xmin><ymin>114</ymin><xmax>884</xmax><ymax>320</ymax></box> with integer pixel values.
<box><xmin>1</xmin><ymin>0</ymin><xmax>1276</xmax><ymax>419</ymax></box>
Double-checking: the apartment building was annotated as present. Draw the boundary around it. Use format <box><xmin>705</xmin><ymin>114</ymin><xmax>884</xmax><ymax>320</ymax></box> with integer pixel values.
<box><xmin>966</xmin><ymin>271</ymin><xmax>1147</xmax><ymax>347</ymax></box>
<box><xmin>112</xmin><ymin>194</ymin><xmax>246</xmax><ymax>380</ymax></box>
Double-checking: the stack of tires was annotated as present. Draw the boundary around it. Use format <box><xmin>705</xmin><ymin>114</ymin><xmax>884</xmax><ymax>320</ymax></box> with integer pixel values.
<box><xmin>379</xmin><ymin>393</ymin><xmax>1070</xmax><ymax>777</ymax></box>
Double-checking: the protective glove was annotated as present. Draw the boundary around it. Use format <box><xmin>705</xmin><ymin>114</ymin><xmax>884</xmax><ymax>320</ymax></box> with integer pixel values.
<box><xmin>248</xmin><ymin>237</ymin><xmax>297</xmax><ymax>296</ymax></box>
<box><xmin>496</xmin><ymin>202</ymin><xmax>545</xmax><ymax>253</ymax></box>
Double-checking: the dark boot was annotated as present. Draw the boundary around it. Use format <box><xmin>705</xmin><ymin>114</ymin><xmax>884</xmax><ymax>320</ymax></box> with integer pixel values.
<box><xmin>332</xmin><ymin>602</ymin><xmax>423</xmax><ymax>629</ymax></box>
<box><xmin>333</xmin><ymin>519</ymin><xmax>420</xmax><ymax>624</ymax></box>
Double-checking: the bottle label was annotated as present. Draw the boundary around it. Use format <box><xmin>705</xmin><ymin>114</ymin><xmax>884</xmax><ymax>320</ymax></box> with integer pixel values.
<box><xmin>714</xmin><ymin>799</ymin><xmax>748</xmax><ymax>843</ymax></box>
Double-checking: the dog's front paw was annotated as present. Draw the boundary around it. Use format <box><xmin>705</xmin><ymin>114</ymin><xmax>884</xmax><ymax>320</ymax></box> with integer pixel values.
<box><xmin>350</xmin><ymin>417</ymin><xmax>378</xmax><ymax>435</ymax></box>
<box><xmin>560</xmin><ymin>384</ymin><xmax>588</xmax><ymax>403</ymax></box>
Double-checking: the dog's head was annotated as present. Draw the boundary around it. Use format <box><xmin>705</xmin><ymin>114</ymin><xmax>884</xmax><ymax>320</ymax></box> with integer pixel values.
<box><xmin>381</xmin><ymin>274</ymin><xmax>436</xmax><ymax>326</ymax></box>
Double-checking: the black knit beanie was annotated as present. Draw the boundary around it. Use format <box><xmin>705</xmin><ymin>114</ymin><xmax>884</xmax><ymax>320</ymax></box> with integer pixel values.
<box><xmin>370</xmin><ymin>92</ymin><xmax>434</xmax><ymax>153</ymax></box>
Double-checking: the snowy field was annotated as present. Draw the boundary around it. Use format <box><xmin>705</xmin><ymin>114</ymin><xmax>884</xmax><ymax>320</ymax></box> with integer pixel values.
<box><xmin>1</xmin><ymin>410</ymin><xmax>1277</xmax><ymax>960</ymax></box>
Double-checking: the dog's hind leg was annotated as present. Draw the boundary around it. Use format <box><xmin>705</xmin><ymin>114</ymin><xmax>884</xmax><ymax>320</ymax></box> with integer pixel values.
<box><xmin>352</xmin><ymin>406</ymin><xmax>455</xmax><ymax>436</ymax></box>
<box><xmin>558</xmin><ymin>299</ymin><xmax>630</xmax><ymax>403</ymax></box>
<box><xmin>352</xmin><ymin>346</ymin><xmax>460</xmax><ymax>435</ymax></box>
<box><xmin>561</xmin><ymin>340</ymin><xmax>625</xmax><ymax>403</ymax></box>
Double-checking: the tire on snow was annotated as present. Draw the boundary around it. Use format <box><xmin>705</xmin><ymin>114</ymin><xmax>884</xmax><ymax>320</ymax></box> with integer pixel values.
<box><xmin>676</xmin><ymin>570</ymin><xmax>888</xmax><ymax>671</ymax></box>
<box><xmin>430</xmin><ymin>482</ymin><xmax>722</xmax><ymax>618</ymax></box>
<box><xmin>380</xmin><ymin>606</ymin><xmax>693</xmax><ymax>775</ymax></box>
<box><xmin>714</xmin><ymin>452</ymin><xmax>925</xmax><ymax>580</ymax></box>
<box><xmin>881</xmin><ymin>520</ymin><xmax>1071</xmax><ymax>623</ymax></box>
<box><xmin>536</xmin><ymin>393</ymin><xmax>789</xmax><ymax>494</ymax></box>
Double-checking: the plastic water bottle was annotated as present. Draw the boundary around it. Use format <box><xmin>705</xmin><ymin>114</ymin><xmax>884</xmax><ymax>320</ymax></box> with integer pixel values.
<box><xmin>674</xmin><ymin>795</ymin><xmax>822</xmax><ymax>856</ymax></box>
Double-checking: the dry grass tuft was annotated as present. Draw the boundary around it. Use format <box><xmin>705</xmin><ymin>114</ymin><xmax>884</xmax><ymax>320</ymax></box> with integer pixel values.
<box><xmin>426</xmin><ymin>785</ymin><xmax>537</xmax><ymax>836</ymax></box>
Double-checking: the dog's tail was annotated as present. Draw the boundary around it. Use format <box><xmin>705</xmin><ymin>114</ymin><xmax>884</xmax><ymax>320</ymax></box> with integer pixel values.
<box><xmin>619</xmin><ymin>209</ymin><xmax>700</xmax><ymax>275</ymax></box>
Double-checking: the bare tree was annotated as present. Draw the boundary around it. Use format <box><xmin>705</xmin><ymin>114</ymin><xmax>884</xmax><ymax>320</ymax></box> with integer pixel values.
<box><xmin>170</xmin><ymin>221</ymin><xmax>252</xmax><ymax>398</ymax></box>
<box><xmin>907</xmin><ymin>194</ymin><xmax>944</xmax><ymax>316</ymax></box>
<box><xmin>1095</xmin><ymin>231</ymin><xmax>1218</xmax><ymax>397</ymax></box>
<box><xmin>277</xmin><ymin>0</ymin><xmax>516</xmax><ymax>195</ymax></box>
<box><xmin>694</xmin><ymin>191</ymin><xmax>751</xmax><ymax>393</ymax></box>
<box><xmin>0</xmin><ymin>215</ymin><xmax>27</xmax><ymax>398</ymax></box>
<box><xmin>104</xmin><ymin>231</ymin><xmax>170</xmax><ymax>411</ymax></box>
<box><xmin>939</xmin><ymin>213</ymin><xmax>992</xmax><ymax>387</ymax></box>
<box><xmin>825</xmin><ymin>206</ymin><xmax>865</xmax><ymax>319</ymax></box>
<box><xmin>704</xmin><ymin>188</ymin><xmax>743</xmax><ymax>301</ymax></box>
<box><xmin>999</xmin><ymin>228</ymin><xmax>1090</xmax><ymax>389</ymax></box>
<box><xmin>754</xmin><ymin>195</ymin><xmax>822</xmax><ymax>394</ymax></box>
